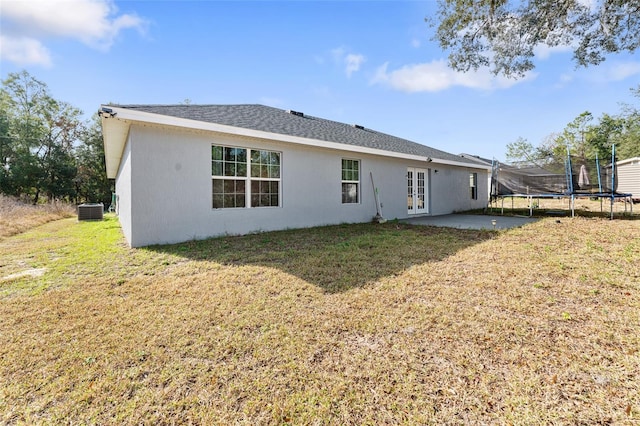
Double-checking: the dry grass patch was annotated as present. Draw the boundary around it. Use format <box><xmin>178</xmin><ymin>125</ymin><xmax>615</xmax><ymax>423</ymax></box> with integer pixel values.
<box><xmin>0</xmin><ymin>195</ymin><xmax>75</xmax><ymax>239</ymax></box>
<box><xmin>0</xmin><ymin>216</ymin><xmax>638</xmax><ymax>424</ymax></box>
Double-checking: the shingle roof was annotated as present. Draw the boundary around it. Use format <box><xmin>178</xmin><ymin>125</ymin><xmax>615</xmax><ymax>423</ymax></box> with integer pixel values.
<box><xmin>111</xmin><ymin>104</ymin><xmax>478</xmax><ymax>166</ymax></box>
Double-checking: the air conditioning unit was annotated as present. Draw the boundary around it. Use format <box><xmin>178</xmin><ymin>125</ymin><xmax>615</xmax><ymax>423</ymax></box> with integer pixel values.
<box><xmin>78</xmin><ymin>203</ymin><xmax>104</xmax><ymax>221</ymax></box>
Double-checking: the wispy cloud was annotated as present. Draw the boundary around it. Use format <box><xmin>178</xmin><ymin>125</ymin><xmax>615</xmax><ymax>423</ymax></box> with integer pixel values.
<box><xmin>330</xmin><ymin>46</ymin><xmax>366</xmax><ymax>78</ymax></box>
<box><xmin>344</xmin><ymin>54</ymin><xmax>365</xmax><ymax>78</ymax></box>
<box><xmin>371</xmin><ymin>59</ymin><xmax>536</xmax><ymax>92</ymax></box>
<box><xmin>582</xmin><ymin>60</ymin><xmax>640</xmax><ymax>83</ymax></box>
<box><xmin>605</xmin><ymin>61</ymin><xmax>640</xmax><ymax>81</ymax></box>
<box><xmin>0</xmin><ymin>36</ymin><xmax>52</xmax><ymax>67</ymax></box>
<box><xmin>0</xmin><ymin>0</ymin><xmax>147</xmax><ymax>66</ymax></box>
<box><xmin>533</xmin><ymin>43</ymin><xmax>573</xmax><ymax>60</ymax></box>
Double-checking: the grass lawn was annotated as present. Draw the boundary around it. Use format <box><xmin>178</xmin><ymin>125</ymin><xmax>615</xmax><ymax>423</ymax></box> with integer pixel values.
<box><xmin>0</xmin><ymin>215</ymin><xmax>638</xmax><ymax>424</ymax></box>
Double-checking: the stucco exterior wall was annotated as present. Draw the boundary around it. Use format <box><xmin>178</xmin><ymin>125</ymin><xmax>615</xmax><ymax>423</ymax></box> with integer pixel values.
<box><xmin>118</xmin><ymin>125</ymin><xmax>488</xmax><ymax>247</ymax></box>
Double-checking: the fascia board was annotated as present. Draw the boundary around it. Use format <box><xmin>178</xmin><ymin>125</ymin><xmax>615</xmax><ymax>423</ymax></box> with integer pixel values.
<box><xmin>432</xmin><ymin>158</ymin><xmax>492</xmax><ymax>170</ymax></box>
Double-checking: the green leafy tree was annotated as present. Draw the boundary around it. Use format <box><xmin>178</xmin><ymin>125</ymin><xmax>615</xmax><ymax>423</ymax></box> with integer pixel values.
<box><xmin>553</xmin><ymin>111</ymin><xmax>594</xmax><ymax>160</ymax></box>
<box><xmin>615</xmin><ymin>85</ymin><xmax>640</xmax><ymax>159</ymax></box>
<box><xmin>0</xmin><ymin>71</ymin><xmax>47</xmax><ymax>198</ymax></box>
<box><xmin>586</xmin><ymin>113</ymin><xmax>625</xmax><ymax>160</ymax></box>
<box><xmin>75</xmin><ymin>114</ymin><xmax>113</xmax><ymax>205</ymax></box>
<box><xmin>505</xmin><ymin>137</ymin><xmax>538</xmax><ymax>166</ymax></box>
<box><xmin>429</xmin><ymin>0</ymin><xmax>640</xmax><ymax>78</ymax></box>
<box><xmin>36</xmin><ymin>100</ymin><xmax>82</xmax><ymax>202</ymax></box>
<box><xmin>1</xmin><ymin>70</ymin><xmax>82</xmax><ymax>203</ymax></box>
<box><xmin>0</xmin><ymin>90</ymin><xmax>14</xmax><ymax>194</ymax></box>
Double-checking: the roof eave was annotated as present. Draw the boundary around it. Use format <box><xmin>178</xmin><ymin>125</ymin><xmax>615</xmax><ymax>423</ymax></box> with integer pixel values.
<box><xmin>101</xmin><ymin>106</ymin><xmax>489</xmax><ymax>173</ymax></box>
<box><xmin>101</xmin><ymin>107</ymin><xmax>131</xmax><ymax>179</ymax></box>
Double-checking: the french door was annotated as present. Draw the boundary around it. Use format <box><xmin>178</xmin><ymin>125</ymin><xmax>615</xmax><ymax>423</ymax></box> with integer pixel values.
<box><xmin>407</xmin><ymin>167</ymin><xmax>428</xmax><ymax>214</ymax></box>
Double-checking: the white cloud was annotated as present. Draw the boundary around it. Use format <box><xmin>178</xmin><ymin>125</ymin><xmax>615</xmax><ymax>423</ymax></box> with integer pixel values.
<box><xmin>329</xmin><ymin>46</ymin><xmax>365</xmax><ymax>77</ymax></box>
<box><xmin>1</xmin><ymin>0</ymin><xmax>147</xmax><ymax>65</ymax></box>
<box><xmin>344</xmin><ymin>54</ymin><xmax>365</xmax><ymax>78</ymax></box>
<box><xmin>371</xmin><ymin>59</ymin><xmax>536</xmax><ymax>93</ymax></box>
<box><xmin>411</xmin><ymin>38</ymin><xmax>421</xmax><ymax>48</ymax></box>
<box><xmin>0</xmin><ymin>35</ymin><xmax>52</xmax><ymax>67</ymax></box>
<box><xmin>582</xmin><ymin>60</ymin><xmax>640</xmax><ymax>84</ymax></box>
<box><xmin>533</xmin><ymin>43</ymin><xmax>573</xmax><ymax>60</ymax></box>
<box><xmin>606</xmin><ymin>61</ymin><xmax>640</xmax><ymax>81</ymax></box>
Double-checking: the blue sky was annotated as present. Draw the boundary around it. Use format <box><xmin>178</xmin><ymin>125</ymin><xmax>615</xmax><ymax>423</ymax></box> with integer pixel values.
<box><xmin>1</xmin><ymin>0</ymin><xmax>639</xmax><ymax>161</ymax></box>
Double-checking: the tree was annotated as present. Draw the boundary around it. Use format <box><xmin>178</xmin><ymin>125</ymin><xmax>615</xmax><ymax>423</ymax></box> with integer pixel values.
<box><xmin>429</xmin><ymin>0</ymin><xmax>640</xmax><ymax>78</ymax></box>
<box><xmin>615</xmin><ymin>85</ymin><xmax>640</xmax><ymax>158</ymax></box>
<box><xmin>0</xmin><ymin>90</ymin><xmax>14</xmax><ymax>194</ymax></box>
<box><xmin>1</xmin><ymin>70</ymin><xmax>82</xmax><ymax>203</ymax></box>
<box><xmin>586</xmin><ymin>113</ymin><xmax>625</xmax><ymax>160</ymax></box>
<box><xmin>75</xmin><ymin>114</ymin><xmax>113</xmax><ymax>205</ymax></box>
<box><xmin>505</xmin><ymin>137</ymin><xmax>538</xmax><ymax>166</ymax></box>
<box><xmin>553</xmin><ymin>111</ymin><xmax>594</xmax><ymax>160</ymax></box>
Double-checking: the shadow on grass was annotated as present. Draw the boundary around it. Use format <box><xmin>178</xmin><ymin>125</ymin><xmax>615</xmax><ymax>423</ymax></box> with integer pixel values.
<box><xmin>144</xmin><ymin>222</ymin><xmax>496</xmax><ymax>293</ymax></box>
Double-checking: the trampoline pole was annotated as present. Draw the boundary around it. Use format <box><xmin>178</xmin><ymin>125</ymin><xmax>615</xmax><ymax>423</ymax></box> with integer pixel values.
<box><xmin>571</xmin><ymin>194</ymin><xmax>575</xmax><ymax>218</ymax></box>
<box><xmin>596</xmin><ymin>153</ymin><xmax>603</xmax><ymax>213</ymax></box>
<box><xmin>596</xmin><ymin>153</ymin><xmax>602</xmax><ymax>193</ymax></box>
<box><xmin>611</xmin><ymin>145</ymin><xmax>616</xmax><ymax>220</ymax></box>
<box><xmin>566</xmin><ymin>147</ymin><xmax>574</xmax><ymax>195</ymax></box>
<box><xmin>610</xmin><ymin>195</ymin><xmax>613</xmax><ymax>220</ymax></box>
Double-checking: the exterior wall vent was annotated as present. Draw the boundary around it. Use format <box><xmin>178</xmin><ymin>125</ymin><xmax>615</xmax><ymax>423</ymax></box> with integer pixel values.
<box><xmin>78</xmin><ymin>203</ymin><xmax>104</xmax><ymax>221</ymax></box>
<box><xmin>287</xmin><ymin>110</ymin><xmax>304</xmax><ymax>117</ymax></box>
<box><xmin>353</xmin><ymin>124</ymin><xmax>365</xmax><ymax>130</ymax></box>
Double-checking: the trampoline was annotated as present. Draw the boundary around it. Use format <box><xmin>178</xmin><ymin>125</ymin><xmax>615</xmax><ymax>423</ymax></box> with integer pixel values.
<box><xmin>490</xmin><ymin>145</ymin><xmax>633</xmax><ymax>219</ymax></box>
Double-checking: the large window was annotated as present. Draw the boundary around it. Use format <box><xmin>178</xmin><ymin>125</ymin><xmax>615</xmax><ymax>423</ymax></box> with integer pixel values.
<box><xmin>342</xmin><ymin>159</ymin><xmax>360</xmax><ymax>204</ymax></box>
<box><xmin>470</xmin><ymin>172</ymin><xmax>478</xmax><ymax>200</ymax></box>
<box><xmin>212</xmin><ymin>145</ymin><xmax>280</xmax><ymax>209</ymax></box>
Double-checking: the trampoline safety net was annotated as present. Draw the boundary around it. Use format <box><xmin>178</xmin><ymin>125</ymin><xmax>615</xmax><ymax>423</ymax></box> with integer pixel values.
<box><xmin>492</xmin><ymin>155</ymin><xmax>619</xmax><ymax>197</ymax></box>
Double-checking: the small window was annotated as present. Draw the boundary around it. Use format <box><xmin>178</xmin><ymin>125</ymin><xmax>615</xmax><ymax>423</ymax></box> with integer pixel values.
<box><xmin>470</xmin><ymin>172</ymin><xmax>478</xmax><ymax>200</ymax></box>
<box><xmin>342</xmin><ymin>159</ymin><xmax>360</xmax><ymax>204</ymax></box>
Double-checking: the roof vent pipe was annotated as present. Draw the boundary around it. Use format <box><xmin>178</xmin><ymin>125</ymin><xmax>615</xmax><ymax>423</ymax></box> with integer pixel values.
<box><xmin>353</xmin><ymin>124</ymin><xmax>365</xmax><ymax>130</ymax></box>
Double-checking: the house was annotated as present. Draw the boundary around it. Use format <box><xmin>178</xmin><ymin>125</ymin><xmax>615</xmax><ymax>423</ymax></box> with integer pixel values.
<box><xmin>616</xmin><ymin>157</ymin><xmax>640</xmax><ymax>201</ymax></box>
<box><xmin>101</xmin><ymin>104</ymin><xmax>490</xmax><ymax>247</ymax></box>
<box><xmin>459</xmin><ymin>153</ymin><xmax>494</xmax><ymax>199</ymax></box>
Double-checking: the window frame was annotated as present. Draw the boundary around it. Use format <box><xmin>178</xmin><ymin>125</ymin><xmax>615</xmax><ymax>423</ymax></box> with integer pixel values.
<box><xmin>341</xmin><ymin>158</ymin><xmax>360</xmax><ymax>204</ymax></box>
<box><xmin>211</xmin><ymin>144</ymin><xmax>281</xmax><ymax>209</ymax></box>
<box><xmin>470</xmin><ymin>172</ymin><xmax>478</xmax><ymax>200</ymax></box>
